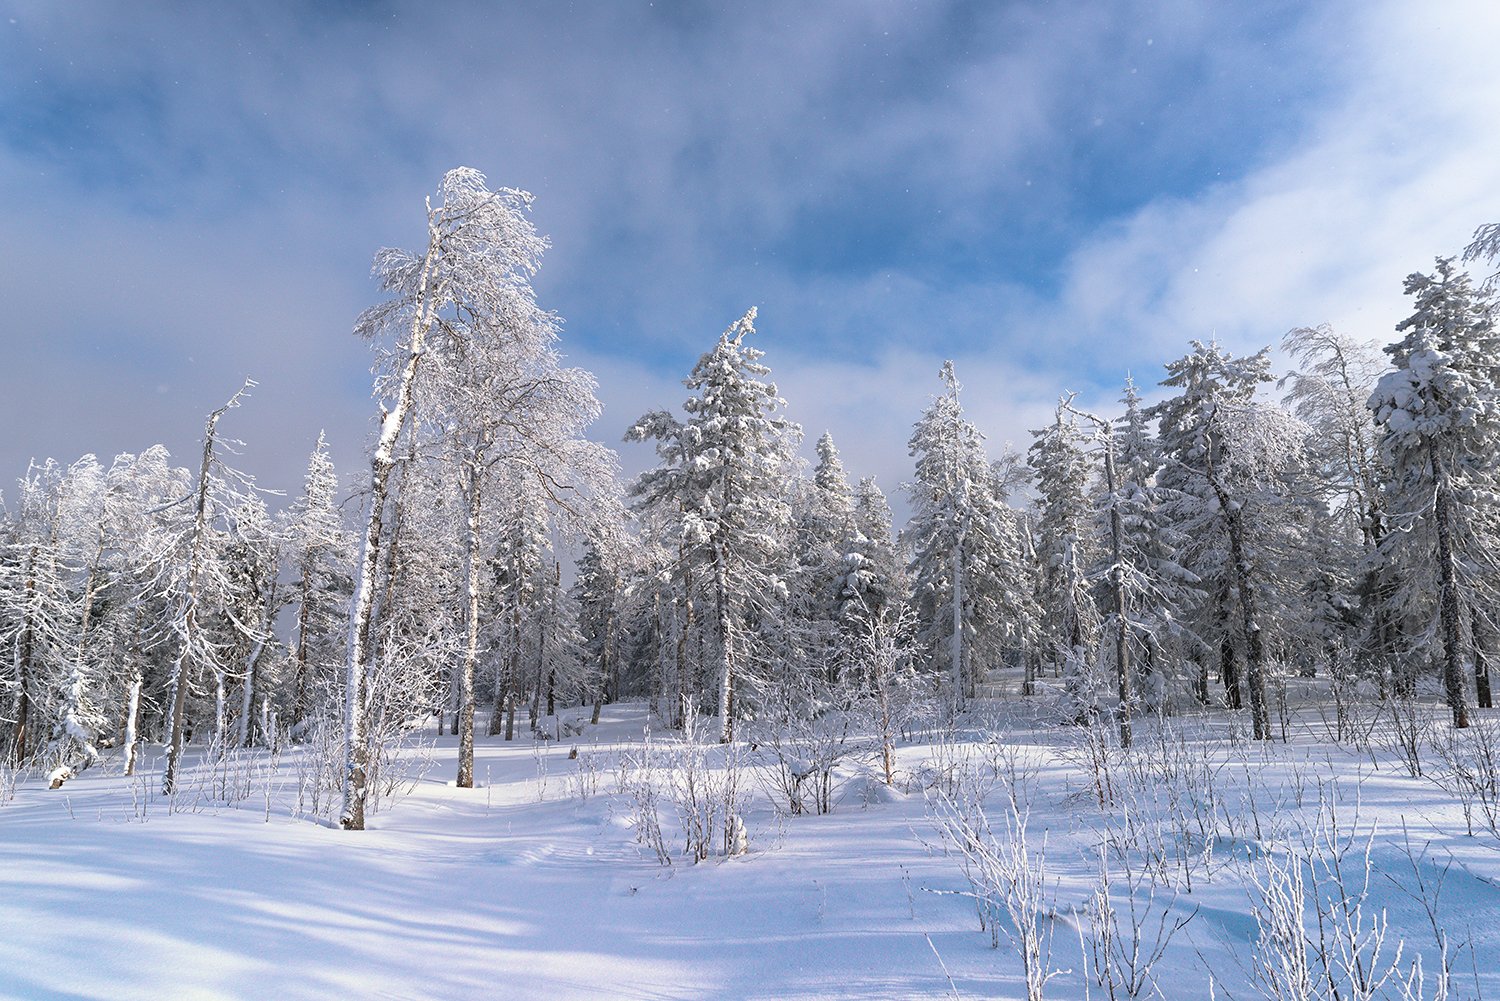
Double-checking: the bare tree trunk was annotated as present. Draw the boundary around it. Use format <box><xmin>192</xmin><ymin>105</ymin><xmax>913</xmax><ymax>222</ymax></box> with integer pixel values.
<box><xmin>1104</xmin><ymin>471</ymin><xmax>1131</xmax><ymax>746</ymax></box>
<box><xmin>949</xmin><ymin>535</ymin><xmax>965</xmax><ymax>714</ymax></box>
<box><xmin>490</xmin><ymin>598</ymin><xmax>517</xmax><ymax>737</ymax></box>
<box><xmin>122</xmin><ymin>672</ymin><xmax>143</xmax><ymax>777</ymax></box>
<box><xmin>654</xmin><ymin>592</ymin><xmax>670</xmax><ymax>722</ymax></box>
<box><xmin>456</xmin><ymin>453</ymin><xmax>486</xmax><ymax>789</ymax></box>
<box><xmin>530</xmin><ymin>573</ymin><xmax>550</xmax><ymax>733</ymax></box>
<box><xmin>12</xmin><ymin>546</ymin><xmax>38</xmax><ymax>764</ymax></box>
<box><xmin>1220</xmin><ymin>631</ymin><xmax>1243</xmax><ymax>711</ymax></box>
<box><xmin>502</xmin><ymin>600</ymin><xmax>521</xmax><ymax>739</ymax></box>
<box><xmin>236</xmin><ymin>575</ymin><xmax>279</xmax><ymax>747</ymax></box>
<box><xmin>675</xmin><ymin>541</ymin><xmax>693</xmax><ymax>730</ymax></box>
<box><xmin>1432</xmin><ymin>448</ymin><xmax>1471</xmax><ymax>728</ymax></box>
<box><xmin>714</xmin><ymin>545</ymin><xmax>735</xmax><ymax>743</ymax></box>
<box><xmin>165</xmin><ymin>392</ymin><xmax>239</xmax><ymax>794</ymax></box>
<box><xmin>1220</xmin><ymin>497</ymin><xmax>1269</xmax><ymax>740</ymax></box>
<box><xmin>590</xmin><ymin>609</ymin><xmax>611</xmax><ymax>726</ymax></box>
<box><xmin>1473</xmin><ymin>611</ymin><xmax>1493</xmax><ymax>710</ymax></box>
<box><xmin>341</xmin><ymin>228</ymin><xmax>441</xmax><ymax>830</ymax></box>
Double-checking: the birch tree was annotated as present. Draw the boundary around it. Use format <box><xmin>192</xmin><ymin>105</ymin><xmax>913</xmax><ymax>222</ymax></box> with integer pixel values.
<box><xmin>342</xmin><ymin>169</ymin><xmax>552</xmax><ymax>827</ymax></box>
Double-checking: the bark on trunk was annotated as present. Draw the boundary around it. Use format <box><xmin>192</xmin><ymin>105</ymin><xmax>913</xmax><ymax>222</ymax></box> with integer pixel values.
<box><xmin>1432</xmin><ymin>448</ymin><xmax>1471</xmax><ymax>728</ymax></box>
<box><xmin>122</xmin><ymin>674</ymin><xmax>143</xmax><ymax>777</ymax></box>
<box><xmin>949</xmin><ymin>535</ymin><xmax>965</xmax><ymax>713</ymax></box>
<box><xmin>714</xmin><ymin>546</ymin><xmax>735</xmax><ymax>743</ymax></box>
<box><xmin>1474</xmin><ymin>613</ymin><xmax>1493</xmax><ymax>710</ymax></box>
<box><xmin>456</xmin><ymin>454</ymin><xmax>486</xmax><ymax>789</ymax></box>
<box><xmin>236</xmin><ymin>576</ymin><xmax>279</xmax><ymax>748</ymax></box>
<box><xmin>341</xmin><ymin>225</ymin><xmax>442</xmax><ymax>830</ymax></box>
<box><xmin>12</xmin><ymin>546</ymin><xmax>38</xmax><ymax>764</ymax></box>
<box><xmin>164</xmin><ymin>398</ymin><xmax>231</xmax><ymax>794</ymax></box>
<box><xmin>1221</xmin><ymin>499</ymin><xmax>1270</xmax><ymax>740</ymax></box>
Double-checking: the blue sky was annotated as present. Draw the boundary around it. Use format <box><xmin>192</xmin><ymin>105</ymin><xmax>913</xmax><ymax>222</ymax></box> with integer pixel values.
<box><xmin>3</xmin><ymin>0</ymin><xmax>1499</xmax><ymax>501</ymax></box>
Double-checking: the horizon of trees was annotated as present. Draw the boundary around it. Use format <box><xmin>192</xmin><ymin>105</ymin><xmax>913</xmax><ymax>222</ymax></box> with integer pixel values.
<box><xmin>5</xmin><ymin>168</ymin><xmax>1500</xmax><ymax>828</ymax></box>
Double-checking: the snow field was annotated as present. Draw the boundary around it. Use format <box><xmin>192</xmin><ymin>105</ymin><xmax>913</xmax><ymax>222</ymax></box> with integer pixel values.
<box><xmin>2</xmin><ymin>700</ymin><xmax>1499</xmax><ymax>1000</ymax></box>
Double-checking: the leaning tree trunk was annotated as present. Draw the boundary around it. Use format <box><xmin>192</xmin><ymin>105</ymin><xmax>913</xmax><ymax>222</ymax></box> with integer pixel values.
<box><xmin>340</xmin><ymin>228</ymin><xmax>441</xmax><ymax>831</ymax></box>
<box><xmin>163</xmin><ymin>398</ymin><xmax>232</xmax><ymax>794</ymax></box>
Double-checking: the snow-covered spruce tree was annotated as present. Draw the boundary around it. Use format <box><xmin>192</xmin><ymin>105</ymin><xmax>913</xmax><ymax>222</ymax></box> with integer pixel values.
<box><xmin>783</xmin><ymin>432</ymin><xmax>859</xmax><ymax>691</ymax></box>
<box><xmin>1368</xmin><ymin>258</ymin><xmax>1500</xmax><ymax>726</ymax></box>
<box><xmin>1105</xmin><ymin>379</ymin><xmax>1199</xmax><ymax>713</ymax></box>
<box><xmin>284</xmin><ymin>433</ymin><xmax>353</xmax><ymax>735</ymax></box>
<box><xmin>842</xmin><ymin>476</ymin><xmax>905</xmax><ymax>630</ymax></box>
<box><xmin>626</xmin><ymin>308</ymin><xmax>800</xmax><ymax>742</ymax></box>
<box><xmin>903</xmin><ymin>362</ymin><xmax>1021</xmax><ymax>710</ymax></box>
<box><xmin>343</xmin><ymin>168</ymin><xmax>619</xmax><ymax>825</ymax></box>
<box><xmin>1148</xmin><ymin>343</ymin><xmax>1311</xmax><ymax>740</ymax></box>
<box><xmin>1028</xmin><ymin>404</ymin><xmax>1103</xmax><ymax>723</ymax></box>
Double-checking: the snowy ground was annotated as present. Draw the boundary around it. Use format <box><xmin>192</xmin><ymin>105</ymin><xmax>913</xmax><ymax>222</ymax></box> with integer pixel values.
<box><xmin>3</xmin><ymin>700</ymin><xmax>1500</xmax><ymax>1000</ymax></box>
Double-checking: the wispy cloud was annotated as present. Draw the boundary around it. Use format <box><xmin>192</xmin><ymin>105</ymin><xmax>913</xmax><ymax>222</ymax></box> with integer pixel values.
<box><xmin>0</xmin><ymin>0</ymin><xmax>1495</xmax><ymax>505</ymax></box>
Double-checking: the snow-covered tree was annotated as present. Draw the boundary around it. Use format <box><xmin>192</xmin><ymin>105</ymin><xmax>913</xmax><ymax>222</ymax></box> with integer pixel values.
<box><xmin>1</xmin><ymin>461</ymin><xmax>74</xmax><ymax>767</ymax></box>
<box><xmin>1105</xmin><ymin>379</ymin><xmax>1199</xmax><ymax>712</ymax></box>
<box><xmin>343</xmin><ymin>167</ymin><xmax>620</xmax><ymax>824</ymax></box>
<box><xmin>903</xmin><ymin>362</ymin><xmax>1022</xmax><ymax>708</ymax></box>
<box><xmin>1149</xmin><ymin>343</ymin><xmax>1310</xmax><ymax>740</ymax></box>
<box><xmin>155</xmin><ymin>382</ymin><xmax>264</xmax><ymax>793</ymax></box>
<box><xmin>284</xmin><ymin>433</ymin><xmax>352</xmax><ymax>734</ymax></box>
<box><xmin>1029</xmin><ymin>404</ymin><xmax>1102</xmax><ymax>722</ymax></box>
<box><xmin>1368</xmin><ymin>258</ymin><xmax>1500</xmax><ymax>726</ymax></box>
<box><xmin>1280</xmin><ymin>326</ymin><xmax>1397</xmax><ymax>690</ymax></box>
<box><xmin>842</xmin><ymin>476</ymin><xmax>903</xmax><ymax>626</ymax></box>
<box><xmin>626</xmin><ymin>308</ymin><xmax>801</xmax><ymax>741</ymax></box>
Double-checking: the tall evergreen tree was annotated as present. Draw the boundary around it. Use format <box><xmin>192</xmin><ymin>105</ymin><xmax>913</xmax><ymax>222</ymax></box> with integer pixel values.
<box><xmin>627</xmin><ymin>309</ymin><xmax>800</xmax><ymax>741</ymax></box>
<box><xmin>903</xmin><ymin>362</ymin><xmax>1021</xmax><ymax>708</ymax></box>
<box><xmin>1369</xmin><ymin>258</ymin><xmax>1500</xmax><ymax>725</ymax></box>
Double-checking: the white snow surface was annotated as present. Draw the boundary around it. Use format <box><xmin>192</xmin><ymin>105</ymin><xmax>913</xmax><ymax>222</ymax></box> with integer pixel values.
<box><xmin>2</xmin><ymin>701</ymin><xmax>1500</xmax><ymax>1000</ymax></box>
